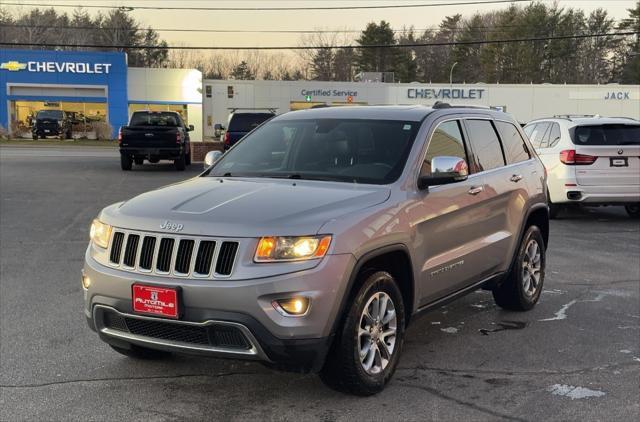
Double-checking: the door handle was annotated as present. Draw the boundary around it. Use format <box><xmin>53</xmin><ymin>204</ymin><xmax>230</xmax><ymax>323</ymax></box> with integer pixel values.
<box><xmin>510</xmin><ymin>174</ymin><xmax>523</xmax><ymax>183</ymax></box>
<box><xmin>468</xmin><ymin>186</ymin><xmax>484</xmax><ymax>195</ymax></box>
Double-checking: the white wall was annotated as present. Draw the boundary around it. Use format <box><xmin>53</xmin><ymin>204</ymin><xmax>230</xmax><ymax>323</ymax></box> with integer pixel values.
<box><xmin>202</xmin><ymin>80</ymin><xmax>640</xmax><ymax>138</ymax></box>
<box><xmin>128</xmin><ymin>67</ymin><xmax>203</xmax><ymax>141</ymax></box>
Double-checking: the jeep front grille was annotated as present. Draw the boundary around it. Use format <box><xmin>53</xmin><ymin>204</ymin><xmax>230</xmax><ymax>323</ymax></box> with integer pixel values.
<box><xmin>107</xmin><ymin>229</ymin><xmax>239</xmax><ymax>278</ymax></box>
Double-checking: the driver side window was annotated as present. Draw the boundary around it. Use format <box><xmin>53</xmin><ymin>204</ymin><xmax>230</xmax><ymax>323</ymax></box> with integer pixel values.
<box><xmin>421</xmin><ymin>120</ymin><xmax>468</xmax><ymax>177</ymax></box>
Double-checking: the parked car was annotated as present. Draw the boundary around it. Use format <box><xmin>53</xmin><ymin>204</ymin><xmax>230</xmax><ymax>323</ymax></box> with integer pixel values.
<box><xmin>32</xmin><ymin>109</ymin><xmax>73</xmax><ymax>140</ymax></box>
<box><xmin>221</xmin><ymin>109</ymin><xmax>276</xmax><ymax>150</ymax></box>
<box><xmin>84</xmin><ymin>104</ymin><xmax>548</xmax><ymax>395</ymax></box>
<box><xmin>523</xmin><ymin>116</ymin><xmax>640</xmax><ymax>218</ymax></box>
<box><xmin>119</xmin><ymin>111</ymin><xmax>193</xmax><ymax>171</ymax></box>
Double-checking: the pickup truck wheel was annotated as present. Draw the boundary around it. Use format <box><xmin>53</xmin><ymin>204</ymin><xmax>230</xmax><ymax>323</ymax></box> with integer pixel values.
<box><xmin>134</xmin><ymin>158</ymin><xmax>144</xmax><ymax>165</ymax></box>
<box><xmin>120</xmin><ymin>154</ymin><xmax>133</xmax><ymax>171</ymax></box>
<box><xmin>174</xmin><ymin>154</ymin><xmax>186</xmax><ymax>171</ymax></box>
<box><xmin>185</xmin><ymin>151</ymin><xmax>191</xmax><ymax>166</ymax></box>
<box><xmin>625</xmin><ymin>204</ymin><xmax>640</xmax><ymax>219</ymax></box>
<box><xmin>110</xmin><ymin>344</ymin><xmax>171</xmax><ymax>360</ymax></box>
<box><xmin>32</xmin><ymin>134</ymin><xmax>38</xmax><ymax>140</ymax></box>
<box><xmin>492</xmin><ymin>225</ymin><xmax>545</xmax><ymax>311</ymax></box>
<box><xmin>320</xmin><ymin>271</ymin><xmax>405</xmax><ymax>396</ymax></box>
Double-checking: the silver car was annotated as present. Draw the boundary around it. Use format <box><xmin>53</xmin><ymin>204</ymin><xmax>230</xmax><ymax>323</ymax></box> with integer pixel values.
<box><xmin>84</xmin><ymin>104</ymin><xmax>549</xmax><ymax>395</ymax></box>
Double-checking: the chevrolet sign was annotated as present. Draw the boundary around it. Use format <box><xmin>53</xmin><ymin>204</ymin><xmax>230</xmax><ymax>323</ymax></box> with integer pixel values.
<box><xmin>0</xmin><ymin>61</ymin><xmax>27</xmax><ymax>71</ymax></box>
<box><xmin>0</xmin><ymin>60</ymin><xmax>112</xmax><ymax>74</ymax></box>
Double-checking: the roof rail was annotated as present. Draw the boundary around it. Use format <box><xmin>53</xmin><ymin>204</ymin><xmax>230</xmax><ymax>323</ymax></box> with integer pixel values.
<box><xmin>552</xmin><ymin>114</ymin><xmax>601</xmax><ymax>120</ymax></box>
<box><xmin>610</xmin><ymin>116</ymin><xmax>639</xmax><ymax>121</ymax></box>
<box><xmin>228</xmin><ymin>107</ymin><xmax>278</xmax><ymax>114</ymax></box>
<box><xmin>432</xmin><ymin>101</ymin><xmax>491</xmax><ymax>110</ymax></box>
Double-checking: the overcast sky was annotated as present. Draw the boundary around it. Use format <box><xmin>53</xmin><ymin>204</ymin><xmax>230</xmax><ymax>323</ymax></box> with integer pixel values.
<box><xmin>5</xmin><ymin>0</ymin><xmax>637</xmax><ymax>47</ymax></box>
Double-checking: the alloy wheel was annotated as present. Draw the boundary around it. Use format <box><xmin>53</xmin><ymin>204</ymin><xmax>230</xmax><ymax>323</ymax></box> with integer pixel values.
<box><xmin>358</xmin><ymin>291</ymin><xmax>397</xmax><ymax>375</ymax></box>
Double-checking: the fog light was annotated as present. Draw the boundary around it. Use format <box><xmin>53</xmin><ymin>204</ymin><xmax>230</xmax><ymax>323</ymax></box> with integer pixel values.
<box><xmin>81</xmin><ymin>274</ymin><xmax>91</xmax><ymax>289</ymax></box>
<box><xmin>272</xmin><ymin>297</ymin><xmax>310</xmax><ymax>316</ymax></box>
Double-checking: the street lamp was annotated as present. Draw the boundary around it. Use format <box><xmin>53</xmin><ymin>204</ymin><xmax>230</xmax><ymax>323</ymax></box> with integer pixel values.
<box><xmin>449</xmin><ymin>62</ymin><xmax>458</xmax><ymax>86</ymax></box>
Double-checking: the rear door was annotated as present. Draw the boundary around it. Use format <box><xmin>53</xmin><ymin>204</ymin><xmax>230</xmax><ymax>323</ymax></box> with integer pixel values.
<box><xmin>572</xmin><ymin>124</ymin><xmax>640</xmax><ymax>186</ymax></box>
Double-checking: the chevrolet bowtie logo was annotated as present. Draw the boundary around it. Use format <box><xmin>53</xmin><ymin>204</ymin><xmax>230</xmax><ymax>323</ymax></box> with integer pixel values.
<box><xmin>0</xmin><ymin>61</ymin><xmax>27</xmax><ymax>71</ymax></box>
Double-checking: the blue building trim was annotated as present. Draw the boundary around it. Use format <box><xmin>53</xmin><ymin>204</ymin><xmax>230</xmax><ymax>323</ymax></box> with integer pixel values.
<box><xmin>1</xmin><ymin>49</ymin><xmax>128</xmax><ymax>137</ymax></box>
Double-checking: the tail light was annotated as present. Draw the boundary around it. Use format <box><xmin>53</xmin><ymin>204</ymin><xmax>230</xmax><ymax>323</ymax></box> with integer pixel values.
<box><xmin>559</xmin><ymin>149</ymin><xmax>597</xmax><ymax>165</ymax></box>
<box><xmin>223</xmin><ymin>131</ymin><xmax>230</xmax><ymax>147</ymax></box>
<box><xmin>117</xmin><ymin>127</ymin><xmax>122</xmax><ymax>144</ymax></box>
<box><xmin>176</xmin><ymin>132</ymin><xmax>182</xmax><ymax>144</ymax></box>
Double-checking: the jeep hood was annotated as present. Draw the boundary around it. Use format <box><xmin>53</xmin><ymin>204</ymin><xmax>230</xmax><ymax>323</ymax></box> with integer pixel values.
<box><xmin>100</xmin><ymin>177</ymin><xmax>391</xmax><ymax>237</ymax></box>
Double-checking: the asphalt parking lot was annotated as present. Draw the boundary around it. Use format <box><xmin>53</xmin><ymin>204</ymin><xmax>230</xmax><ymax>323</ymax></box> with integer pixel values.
<box><xmin>1</xmin><ymin>146</ymin><xmax>638</xmax><ymax>422</ymax></box>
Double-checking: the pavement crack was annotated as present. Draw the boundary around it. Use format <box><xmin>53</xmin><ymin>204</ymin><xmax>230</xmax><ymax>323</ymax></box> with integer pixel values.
<box><xmin>0</xmin><ymin>371</ymin><xmax>261</xmax><ymax>389</ymax></box>
<box><xmin>396</xmin><ymin>382</ymin><xmax>529</xmax><ymax>422</ymax></box>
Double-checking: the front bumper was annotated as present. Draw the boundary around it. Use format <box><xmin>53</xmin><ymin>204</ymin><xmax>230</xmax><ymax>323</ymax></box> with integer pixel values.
<box><xmin>84</xmin><ymin>251</ymin><xmax>354</xmax><ymax>371</ymax></box>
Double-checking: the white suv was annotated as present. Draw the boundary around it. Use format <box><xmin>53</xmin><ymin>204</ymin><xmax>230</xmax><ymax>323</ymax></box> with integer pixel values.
<box><xmin>523</xmin><ymin>116</ymin><xmax>640</xmax><ymax>219</ymax></box>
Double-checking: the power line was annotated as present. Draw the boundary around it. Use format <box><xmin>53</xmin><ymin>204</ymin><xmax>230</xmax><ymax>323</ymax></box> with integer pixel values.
<box><xmin>1</xmin><ymin>31</ymin><xmax>635</xmax><ymax>50</ymax></box>
<box><xmin>1</xmin><ymin>23</ymin><xmax>572</xmax><ymax>35</ymax></box>
<box><xmin>0</xmin><ymin>0</ymin><xmax>537</xmax><ymax>11</ymax></box>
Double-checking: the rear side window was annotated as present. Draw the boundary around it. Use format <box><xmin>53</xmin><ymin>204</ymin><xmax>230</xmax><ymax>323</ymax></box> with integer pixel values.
<box><xmin>228</xmin><ymin>113</ymin><xmax>274</xmax><ymax>132</ymax></box>
<box><xmin>571</xmin><ymin>124</ymin><xmax>640</xmax><ymax>146</ymax></box>
<box><xmin>464</xmin><ymin>119</ymin><xmax>505</xmax><ymax>172</ymax></box>
<box><xmin>528</xmin><ymin>122</ymin><xmax>551</xmax><ymax>148</ymax></box>
<box><xmin>421</xmin><ymin>120</ymin><xmax>467</xmax><ymax>177</ymax></box>
<box><xmin>495</xmin><ymin>121</ymin><xmax>531</xmax><ymax>164</ymax></box>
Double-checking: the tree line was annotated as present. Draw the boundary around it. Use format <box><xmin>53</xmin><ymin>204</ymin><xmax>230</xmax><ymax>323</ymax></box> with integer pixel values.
<box><xmin>1</xmin><ymin>2</ymin><xmax>638</xmax><ymax>84</ymax></box>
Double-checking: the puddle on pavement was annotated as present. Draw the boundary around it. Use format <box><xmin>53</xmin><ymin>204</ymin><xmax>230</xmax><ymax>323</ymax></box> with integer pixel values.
<box><xmin>479</xmin><ymin>320</ymin><xmax>528</xmax><ymax>335</ymax></box>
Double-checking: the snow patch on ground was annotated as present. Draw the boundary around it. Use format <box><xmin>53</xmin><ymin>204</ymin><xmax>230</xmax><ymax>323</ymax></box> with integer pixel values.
<box><xmin>440</xmin><ymin>327</ymin><xmax>458</xmax><ymax>334</ymax></box>
<box><xmin>539</xmin><ymin>300</ymin><xmax>577</xmax><ymax>321</ymax></box>
<box><xmin>548</xmin><ymin>384</ymin><xmax>605</xmax><ymax>400</ymax></box>
<box><xmin>619</xmin><ymin>349</ymin><xmax>632</xmax><ymax>354</ymax></box>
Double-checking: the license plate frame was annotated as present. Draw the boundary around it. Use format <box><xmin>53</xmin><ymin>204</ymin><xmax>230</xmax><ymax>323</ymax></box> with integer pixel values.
<box><xmin>132</xmin><ymin>284</ymin><xmax>180</xmax><ymax>319</ymax></box>
<box><xmin>610</xmin><ymin>157</ymin><xmax>628</xmax><ymax>167</ymax></box>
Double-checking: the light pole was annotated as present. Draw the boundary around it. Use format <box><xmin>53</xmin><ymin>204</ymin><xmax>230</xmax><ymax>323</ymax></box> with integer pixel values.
<box><xmin>449</xmin><ymin>61</ymin><xmax>458</xmax><ymax>87</ymax></box>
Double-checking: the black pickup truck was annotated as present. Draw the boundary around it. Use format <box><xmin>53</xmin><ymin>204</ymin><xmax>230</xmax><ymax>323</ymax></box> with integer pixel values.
<box><xmin>119</xmin><ymin>111</ymin><xmax>193</xmax><ymax>171</ymax></box>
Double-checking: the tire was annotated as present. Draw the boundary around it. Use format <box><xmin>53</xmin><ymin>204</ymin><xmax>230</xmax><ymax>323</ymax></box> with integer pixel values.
<box><xmin>134</xmin><ymin>158</ymin><xmax>144</xmax><ymax>165</ymax></box>
<box><xmin>174</xmin><ymin>154</ymin><xmax>186</xmax><ymax>171</ymax></box>
<box><xmin>547</xmin><ymin>191</ymin><xmax>561</xmax><ymax>219</ymax></box>
<box><xmin>320</xmin><ymin>271</ymin><xmax>405</xmax><ymax>396</ymax></box>
<box><xmin>32</xmin><ymin>134</ymin><xmax>38</xmax><ymax>140</ymax></box>
<box><xmin>66</xmin><ymin>130</ymin><xmax>72</xmax><ymax>140</ymax></box>
<box><xmin>185</xmin><ymin>151</ymin><xmax>191</xmax><ymax>166</ymax></box>
<box><xmin>110</xmin><ymin>344</ymin><xmax>171</xmax><ymax>360</ymax></box>
<box><xmin>492</xmin><ymin>225</ymin><xmax>545</xmax><ymax>311</ymax></box>
<box><xmin>625</xmin><ymin>204</ymin><xmax>640</xmax><ymax>219</ymax></box>
<box><xmin>120</xmin><ymin>154</ymin><xmax>133</xmax><ymax>171</ymax></box>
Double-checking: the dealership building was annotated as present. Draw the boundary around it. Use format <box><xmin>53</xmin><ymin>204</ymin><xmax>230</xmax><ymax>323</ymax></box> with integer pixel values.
<box><xmin>0</xmin><ymin>49</ymin><xmax>202</xmax><ymax>140</ymax></box>
<box><xmin>1</xmin><ymin>49</ymin><xmax>638</xmax><ymax>146</ymax></box>
<box><xmin>202</xmin><ymin>79</ymin><xmax>639</xmax><ymax>139</ymax></box>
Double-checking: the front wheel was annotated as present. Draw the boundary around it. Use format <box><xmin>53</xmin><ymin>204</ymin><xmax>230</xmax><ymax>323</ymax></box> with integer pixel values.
<box><xmin>492</xmin><ymin>225</ymin><xmax>545</xmax><ymax>311</ymax></box>
<box><xmin>320</xmin><ymin>271</ymin><xmax>405</xmax><ymax>396</ymax></box>
<box><xmin>625</xmin><ymin>204</ymin><xmax>640</xmax><ymax>219</ymax></box>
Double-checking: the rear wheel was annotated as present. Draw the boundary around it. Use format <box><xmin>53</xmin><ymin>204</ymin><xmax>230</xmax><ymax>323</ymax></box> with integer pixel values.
<box><xmin>174</xmin><ymin>154</ymin><xmax>186</xmax><ymax>171</ymax></box>
<box><xmin>185</xmin><ymin>151</ymin><xmax>191</xmax><ymax>166</ymax></box>
<box><xmin>65</xmin><ymin>130</ymin><xmax>72</xmax><ymax>139</ymax></box>
<box><xmin>110</xmin><ymin>344</ymin><xmax>171</xmax><ymax>360</ymax></box>
<box><xmin>625</xmin><ymin>204</ymin><xmax>640</xmax><ymax>219</ymax></box>
<box><xmin>492</xmin><ymin>225</ymin><xmax>545</xmax><ymax>311</ymax></box>
<box><xmin>120</xmin><ymin>154</ymin><xmax>133</xmax><ymax>171</ymax></box>
<box><xmin>320</xmin><ymin>271</ymin><xmax>405</xmax><ymax>396</ymax></box>
<box><xmin>32</xmin><ymin>134</ymin><xmax>38</xmax><ymax>140</ymax></box>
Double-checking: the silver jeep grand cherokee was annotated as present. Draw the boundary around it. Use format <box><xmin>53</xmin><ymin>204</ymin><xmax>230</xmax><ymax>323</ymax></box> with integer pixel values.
<box><xmin>84</xmin><ymin>104</ymin><xmax>549</xmax><ymax>395</ymax></box>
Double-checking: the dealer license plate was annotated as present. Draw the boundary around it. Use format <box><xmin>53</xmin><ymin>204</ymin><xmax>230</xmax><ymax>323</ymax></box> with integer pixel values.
<box><xmin>132</xmin><ymin>284</ymin><xmax>179</xmax><ymax>318</ymax></box>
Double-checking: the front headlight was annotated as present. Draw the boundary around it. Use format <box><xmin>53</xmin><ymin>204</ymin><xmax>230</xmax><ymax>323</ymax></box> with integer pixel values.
<box><xmin>90</xmin><ymin>219</ymin><xmax>112</xmax><ymax>249</ymax></box>
<box><xmin>255</xmin><ymin>235</ymin><xmax>331</xmax><ymax>262</ymax></box>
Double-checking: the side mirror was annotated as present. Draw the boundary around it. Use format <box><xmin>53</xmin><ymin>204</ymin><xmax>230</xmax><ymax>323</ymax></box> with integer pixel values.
<box><xmin>188</xmin><ymin>124</ymin><xmax>194</xmax><ymax>132</ymax></box>
<box><xmin>204</xmin><ymin>150</ymin><xmax>223</xmax><ymax>169</ymax></box>
<box><xmin>418</xmin><ymin>156</ymin><xmax>469</xmax><ymax>189</ymax></box>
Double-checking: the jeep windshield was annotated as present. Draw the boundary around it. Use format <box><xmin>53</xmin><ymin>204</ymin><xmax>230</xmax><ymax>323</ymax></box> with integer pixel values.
<box><xmin>36</xmin><ymin>110</ymin><xmax>63</xmax><ymax>120</ymax></box>
<box><xmin>208</xmin><ymin>118</ymin><xmax>419</xmax><ymax>184</ymax></box>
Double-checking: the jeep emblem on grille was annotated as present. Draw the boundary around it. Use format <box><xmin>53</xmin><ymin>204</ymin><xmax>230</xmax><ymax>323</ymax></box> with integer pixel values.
<box><xmin>160</xmin><ymin>220</ymin><xmax>184</xmax><ymax>232</ymax></box>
